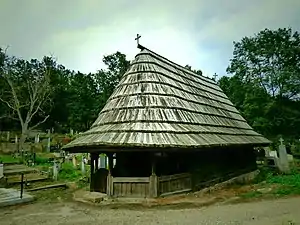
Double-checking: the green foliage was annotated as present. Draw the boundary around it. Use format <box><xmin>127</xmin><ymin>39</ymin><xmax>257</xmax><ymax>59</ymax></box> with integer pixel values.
<box><xmin>0</xmin><ymin>154</ymin><xmax>19</xmax><ymax>163</ymax></box>
<box><xmin>58</xmin><ymin>162</ymin><xmax>83</xmax><ymax>181</ymax></box>
<box><xmin>1</xmin><ymin>27</ymin><xmax>299</xmax><ymax>144</ymax></box>
<box><xmin>35</xmin><ymin>156</ymin><xmax>50</xmax><ymax>165</ymax></box>
<box><xmin>0</xmin><ymin>49</ymin><xmax>130</xmax><ymax>133</ymax></box>
<box><xmin>221</xmin><ymin>27</ymin><xmax>300</xmax><ymax>139</ymax></box>
<box><xmin>227</xmin><ymin>28</ymin><xmax>300</xmax><ymax>100</ymax></box>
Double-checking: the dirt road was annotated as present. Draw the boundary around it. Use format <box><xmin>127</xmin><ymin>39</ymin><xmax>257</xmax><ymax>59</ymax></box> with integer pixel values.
<box><xmin>0</xmin><ymin>197</ymin><xmax>299</xmax><ymax>225</ymax></box>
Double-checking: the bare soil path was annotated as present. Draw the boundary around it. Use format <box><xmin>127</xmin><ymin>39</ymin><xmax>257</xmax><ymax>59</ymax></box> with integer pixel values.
<box><xmin>1</xmin><ymin>197</ymin><xmax>299</xmax><ymax>225</ymax></box>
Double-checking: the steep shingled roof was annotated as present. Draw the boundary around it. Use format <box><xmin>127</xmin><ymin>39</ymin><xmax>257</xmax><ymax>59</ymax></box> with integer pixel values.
<box><xmin>63</xmin><ymin>45</ymin><xmax>270</xmax><ymax>152</ymax></box>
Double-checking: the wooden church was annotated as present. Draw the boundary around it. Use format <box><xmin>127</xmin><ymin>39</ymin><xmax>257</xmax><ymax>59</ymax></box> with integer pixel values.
<box><xmin>63</xmin><ymin>40</ymin><xmax>270</xmax><ymax>198</ymax></box>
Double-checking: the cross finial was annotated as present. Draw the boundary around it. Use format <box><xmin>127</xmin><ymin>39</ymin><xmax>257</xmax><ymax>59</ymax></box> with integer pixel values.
<box><xmin>213</xmin><ymin>73</ymin><xmax>218</xmax><ymax>81</ymax></box>
<box><xmin>135</xmin><ymin>34</ymin><xmax>141</xmax><ymax>45</ymax></box>
<box><xmin>279</xmin><ymin>137</ymin><xmax>284</xmax><ymax>145</ymax></box>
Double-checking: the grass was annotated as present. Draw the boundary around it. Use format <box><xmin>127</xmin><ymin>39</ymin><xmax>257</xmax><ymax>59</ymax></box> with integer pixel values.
<box><xmin>0</xmin><ymin>154</ymin><xmax>19</xmax><ymax>163</ymax></box>
<box><xmin>58</xmin><ymin>162</ymin><xmax>85</xmax><ymax>181</ymax></box>
<box><xmin>239</xmin><ymin>162</ymin><xmax>300</xmax><ymax>199</ymax></box>
<box><xmin>239</xmin><ymin>190</ymin><xmax>263</xmax><ymax>199</ymax></box>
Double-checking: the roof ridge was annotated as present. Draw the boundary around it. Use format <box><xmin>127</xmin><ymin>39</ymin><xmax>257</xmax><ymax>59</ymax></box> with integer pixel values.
<box><xmin>137</xmin><ymin>44</ymin><xmax>216</xmax><ymax>86</ymax></box>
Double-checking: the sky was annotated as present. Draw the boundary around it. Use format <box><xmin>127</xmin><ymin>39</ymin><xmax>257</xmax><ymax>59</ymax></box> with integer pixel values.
<box><xmin>1</xmin><ymin>0</ymin><xmax>300</xmax><ymax>78</ymax></box>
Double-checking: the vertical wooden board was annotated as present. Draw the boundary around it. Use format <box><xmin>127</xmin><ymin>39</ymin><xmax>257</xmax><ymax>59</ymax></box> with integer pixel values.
<box><xmin>127</xmin><ymin>183</ymin><xmax>131</xmax><ymax>196</ymax></box>
<box><xmin>124</xmin><ymin>183</ymin><xmax>129</xmax><ymax>196</ymax></box>
<box><xmin>114</xmin><ymin>183</ymin><xmax>121</xmax><ymax>197</ymax></box>
<box><xmin>120</xmin><ymin>183</ymin><xmax>125</xmax><ymax>197</ymax></box>
<box><xmin>121</xmin><ymin>183</ymin><xmax>125</xmax><ymax>196</ymax></box>
<box><xmin>130</xmin><ymin>182</ymin><xmax>133</xmax><ymax>195</ymax></box>
<box><xmin>136</xmin><ymin>183</ymin><xmax>142</xmax><ymax>197</ymax></box>
<box><xmin>145</xmin><ymin>183</ymin><xmax>149</xmax><ymax>197</ymax></box>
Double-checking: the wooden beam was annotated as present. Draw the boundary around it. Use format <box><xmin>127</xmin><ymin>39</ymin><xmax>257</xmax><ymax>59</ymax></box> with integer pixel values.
<box><xmin>112</xmin><ymin>177</ymin><xmax>149</xmax><ymax>183</ymax></box>
<box><xmin>27</xmin><ymin>183</ymin><xmax>66</xmax><ymax>192</ymax></box>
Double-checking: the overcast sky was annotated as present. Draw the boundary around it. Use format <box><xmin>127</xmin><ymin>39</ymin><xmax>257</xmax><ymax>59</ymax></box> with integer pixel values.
<box><xmin>1</xmin><ymin>0</ymin><xmax>300</xmax><ymax>78</ymax></box>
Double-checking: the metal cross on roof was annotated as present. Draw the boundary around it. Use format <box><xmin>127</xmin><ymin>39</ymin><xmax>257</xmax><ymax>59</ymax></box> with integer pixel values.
<box><xmin>279</xmin><ymin>137</ymin><xmax>284</xmax><ymax>145</ymax></box>
<box><xmin>135</xmin><ymin>34</ymin><xmax>141</xmax><ymax>45</ymax></box>
<box><xmin>213</xmin><ymin>73</ymin><xmax>218</xmax><ymax>81</ymax></box>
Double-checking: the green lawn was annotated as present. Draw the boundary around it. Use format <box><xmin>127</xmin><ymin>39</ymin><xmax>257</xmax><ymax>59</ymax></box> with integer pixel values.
<box><xmin>240</xmin><ymin>162</ymin><xmax>300</xmax><ymax>199</ymax></box>
<box><xmin>0</xmin><ymin>154</ymin><xmax>19</xmax><ymax>163</ymax></box>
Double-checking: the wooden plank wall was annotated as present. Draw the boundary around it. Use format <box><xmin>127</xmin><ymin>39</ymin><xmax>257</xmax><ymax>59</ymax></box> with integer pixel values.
<box><xmin>111</xmin><ymin>177</ymin><xmax>150</xmax><ymax>198</ymax></box>
<box><xmin>158</xmin><ymin>173</ymin><xmax>192</xmax><ymax>195</ymax></box>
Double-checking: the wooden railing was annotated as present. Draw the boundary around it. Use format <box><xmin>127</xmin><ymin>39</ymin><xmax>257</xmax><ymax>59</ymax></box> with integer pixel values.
<box><xmin>107</xmin><ymin>175</ymin><xmax>153</xmax><ymax>198</ymax></box>
<box><xmin>158</xmin><ymin>173</ymin><xmax>192</xmax><ymax>196</ymax></box>
<box><xmin>107</xmin><ymin>173</ymin><xmax>192</xmax><ymax>198</ymax></box>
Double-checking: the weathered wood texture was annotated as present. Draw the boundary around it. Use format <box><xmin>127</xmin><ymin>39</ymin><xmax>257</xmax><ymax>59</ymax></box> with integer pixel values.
<box><xmin>109</xmin><ymin>176</ymin><xmax>150</xmax><ymax>198</ymax></box>
<box><xmin>159</xmin><ymin>173</ymin><xmax>192</xmax><ymax>195</ymax></box>
<box><xmin>107</xmin><ymin>173</ymin><xmax>191</xmax><ymax>198</ymax></box>
<box><xmin>64</xmin><ymin>46</ymin><xmax>270</xmax><ymax>152</ymax></box>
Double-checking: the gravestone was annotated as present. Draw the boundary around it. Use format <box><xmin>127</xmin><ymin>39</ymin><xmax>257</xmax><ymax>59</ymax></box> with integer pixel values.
<box><xmin>269</xmin><ymin>151</ymin><xmax>278</xmax><ymax>158</ymax></box>
<box><xmin>47</xmin><ymin>130</ymin><xmax>51</xmax><ymax>152</ymax></box>
<box><xmin>278</xmin><ymin>138</ymin><xmax>290</xmax><ymax>173</ymax></box>
<box><xmin>53</xmin><ymin>161</ymin><xmax>59</xmax><ymax>181</ymax></box>
<box><xmin>0</xmin><ymin>163</ymin><xmax>3</xmax><ymax>179</ymax></box>
<box><xmin>81</xmin><ymin>155</ymin><xmax>86</xmax><ymax>175</ymax></box>
<box><xmin>70</xmin><ymin>128</ymin><xmax>74</xmax><ymax>136</ymax></box>
<box><xmin>6</xmin><ymin>132</ymin><xmax>10</xmax><ymax>142</ymax></box>
<box><xmin>35</xmin><ymin>134</ymin><xmax>40</xmax><ymax>143</ymax></box>
<box><xmin>72</xmin><ymin>155</ymin><xmax>78</xmax><ymax>168</ymax></box>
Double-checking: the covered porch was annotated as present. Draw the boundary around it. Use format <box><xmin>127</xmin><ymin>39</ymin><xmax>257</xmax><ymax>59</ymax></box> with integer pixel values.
<box><xmin>88</xmin><ymin>146</ymin><xmax>257</xmax><ymax>198</ymax></box>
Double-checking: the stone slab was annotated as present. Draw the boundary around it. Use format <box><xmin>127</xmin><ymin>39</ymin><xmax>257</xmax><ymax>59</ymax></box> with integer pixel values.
<box><xmin>73</xmin><ymin>190</ymin><xmax>107</xmax><ymax>204</ymax></box>
<box><xmin>0</xmin><ymin>188</ymin><xmax>34</xmax><ymax>207</ymax></box>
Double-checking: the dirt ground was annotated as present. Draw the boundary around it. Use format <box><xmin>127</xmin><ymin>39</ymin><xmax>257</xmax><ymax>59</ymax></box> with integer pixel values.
<box><xmin>0</xmin><ymin>197</ymin><xmax>299</xmax><ymax>225</ymax></box>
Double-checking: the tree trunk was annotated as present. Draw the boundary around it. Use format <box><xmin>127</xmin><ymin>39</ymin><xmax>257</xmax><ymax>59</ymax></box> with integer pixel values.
<box><xmin>18</xmin><ymin>123</ymin><xmax>29</xmax><ymax>152</ymax></box>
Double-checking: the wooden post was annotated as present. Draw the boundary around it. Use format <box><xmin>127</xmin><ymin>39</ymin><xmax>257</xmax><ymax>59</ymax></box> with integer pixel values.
<box><xmin>106</xmin><ymin>173</ymin><xmax>113</xmax><ymax>196</ymax></box>
<box><xmin>90</xmin><ymin>153</ymin><xmax>96</xmax><ymax>192</ymax></box>
<box><xmin>20</xmin><ymin>173</ymin><xmax>24</xmax><ymax>199</ymax></box>
<box><xmin>149</xmin><ymin>154</ymin><xmax>158</xmax><ymax>197</ymax></box>
<box><xmin>106</xmin><ymin>153</ymin><xmax>114</xmax><ymax>197</ymax></box>
<box><xmin>107</xmin><ymin>153</ymin><xmax>114</xmax><ymax>174</ymax></box>
<box><xmin>149</xmin><ymin>174</ymin><xmax>158</xmax><ymax>197</ymax></box>
<box><xmin>95</xmin><ymin>153</ymin><xmax>99</xmax><ymax>171</ymax></box>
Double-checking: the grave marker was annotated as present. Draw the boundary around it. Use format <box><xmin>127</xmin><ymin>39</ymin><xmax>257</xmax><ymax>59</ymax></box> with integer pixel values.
<box><xmin>35</xmin><ymin>133</ymin><xmax>40</xmax><ymax>143</ymax></box>
<box><xmin>278</xmin><ymin>137</ymin><xmax>290</xmax><ymax>173</ymax></box>
<box><xmin>0</xmin><ymin>163</ymin><xmax>3</xmax><ymax>179</ymax></box>
<box><xmin>53</xmin><ymin>161</ymin><xmax>59</xmax><ymax>181</ymax></box>
<box><xmin>72</xmin><ymin>155</ymin><xmax>78</xmax><ymax>168</ymax></box>
<box><xmin>81</xmin><ymin>155</ymin><xmax>86</xmax><ymax>175</ymax></box>
<box><xmin>6</xmin><ymin>131</ymin><xmax>10</xmax><ymax>142</ymax></box>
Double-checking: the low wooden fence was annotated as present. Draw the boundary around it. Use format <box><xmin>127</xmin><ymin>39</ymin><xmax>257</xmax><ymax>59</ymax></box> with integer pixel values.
<box><xmin>107</xmin><ymin>176</ymin><xmax>152</xmax><ymax>198</ymax></box>
<box><xmin>107</xmin><ymin>173</ymin><xmax>192</xmax><ymax>198</ymax></box>
<box><xmin>106</xmin><ymin>169</ymin><xmax>257</xmax><ymax>198</ymax></box>
<box><xmin>159</xmin><ymin>173</ymin><xmax>192</xmax><ymax>196</ymax></box>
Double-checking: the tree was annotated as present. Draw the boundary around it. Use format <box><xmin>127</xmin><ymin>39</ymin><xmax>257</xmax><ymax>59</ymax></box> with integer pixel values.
<box><xmin>94</xmin><ymin>51</ymin><xmax>130</xmax><ymax>105</ymax></box>
<box><xmin>185</xmin><ymin>65</ymin><xmax>203</xmax><ymax>76</ymax></box>
<box><xmin>67</xmin><ymin>72</ymin><xmax>99</xmax><ymax>131</ymax></box>
<box><xmin>0</xmin><ymin>48</ymin><xmax>53</xmax><ymax>150</ymax></box>
<box><xmin>227</xmin><ymin>28</ymin><xmax>300</xmax><ymax>100</ymax></box>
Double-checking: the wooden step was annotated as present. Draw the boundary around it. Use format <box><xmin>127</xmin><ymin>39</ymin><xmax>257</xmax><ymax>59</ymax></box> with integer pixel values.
<box><xmin>4</xmin><ymin>168</ymin><xmax>38</xmax><ymax>176</ymax></box>
<box><xmin>6</xmin><ymin>173</ymin><xmax>49</xmax><ymax>184</ymax></box>
<box><xmin>27</xmin><ymin>183</ymin><xmax>67</xmax><ymax>192</ymax></box>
